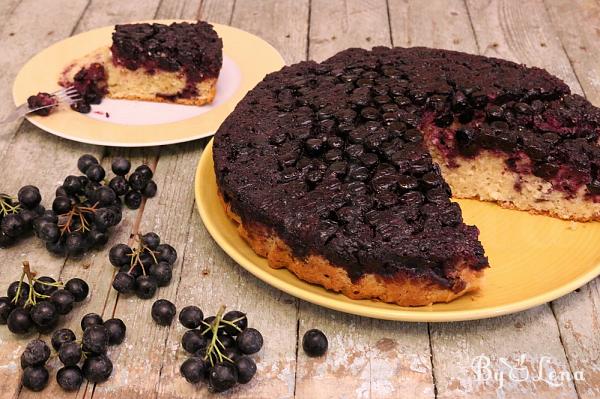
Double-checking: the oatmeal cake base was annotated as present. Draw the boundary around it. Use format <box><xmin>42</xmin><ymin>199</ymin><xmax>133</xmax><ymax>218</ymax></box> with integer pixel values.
<box><xmin>218</xmin><ymin>192</ymin><xmax>484</xmax><ymax>307</ymax></box>
<box><xmin>60</xmin><ymin>47</ymin><xmax>217</xmax><ymax>106</ymax></box>
<box><xmin>427</xmin><ymin>146</ymin><xmax>600</xmax><ymax>222</ymax></box>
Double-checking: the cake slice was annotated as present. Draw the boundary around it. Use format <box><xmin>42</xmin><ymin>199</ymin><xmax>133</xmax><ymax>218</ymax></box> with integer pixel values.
<box><xmin>59</xmin><ymin>21</ymin><xmax>223</xmax><ymax>112</ymax></box>
<box><xmin>213</xmin><ymin>56</ymin><xmax>489</xmax><ymax>307</ymax></box>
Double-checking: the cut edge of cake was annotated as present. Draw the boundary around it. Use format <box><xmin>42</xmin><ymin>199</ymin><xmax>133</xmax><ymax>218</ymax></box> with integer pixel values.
<box><xmin>427</xmin><ymin>144</ymin><xmax>600</xmax><ymax>222</ymax></box>
<box><xmin>218</xmin><ymin>191</ymin><xmax>485</xmax><ymax>307</ymax></box>
<box><xmin>59</xmin><ymin>46</ymin><xmax>218</xmax><ymax>106</ymax></box>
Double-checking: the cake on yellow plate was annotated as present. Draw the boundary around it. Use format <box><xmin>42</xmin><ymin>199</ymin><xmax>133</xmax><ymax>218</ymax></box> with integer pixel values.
<box><xmin>57</xmin><ymin>21</ymin><xmax>223</xmax><ymax>113</ymax></box>
<box><xmin>213</xmin><ymin>46</ymin><xmax>600</xmax><ymax>307</ymax></box>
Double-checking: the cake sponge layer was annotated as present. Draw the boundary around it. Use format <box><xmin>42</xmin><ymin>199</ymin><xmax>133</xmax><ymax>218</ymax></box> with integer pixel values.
<box><xmin>60</xmin><ymin>47</ymin><xmax>216</xmax><ymax>106</ymax></box>
<box><xmin>429</xmin><ymin>147</ymin><xmax>600</xmax><ymax>222</ymax></box>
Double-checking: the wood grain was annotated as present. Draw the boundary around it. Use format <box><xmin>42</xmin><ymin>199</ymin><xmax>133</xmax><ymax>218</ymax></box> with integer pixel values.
<box><xmin>388</xmin><ymin>0</ymin><xmax>478</xmax><ymax>52</ymax></box>
<box><xmin>0</xmin><ymin>126</ymin><xmax>100</xmax><ymax>398</ymax></box>
<box><xmin>431</xmin><ymin>307</ymin><xmax>578</xmax><ymax>399</ymax></box>
<box><xmin>232</xmin><ymin>0</ymin><xmax>309</xmax><ymax>64</ymax></box>
<box><xmin>0</xmin><ymin>1</ymin><xmax>160</xmax><ymax>398</ymax></box>
<box><xmin>309</xmin><ymin>0</ymin><xmax>390</xmax><ymax>62</ymax></box>
<box><xmin>541</xmin><ymin>1</ymin><xmax>600</xmax><ymax>397</ymax></box>
<box><xmin>0</xmin><ymin>0</ymin><xmax>89</xmax><ymax>158</ymax></box>
<box><xmin>155</xmin><ymin>0</ymin><xmax>203</xmax><ymax>20</ymax></box>
<box><xmin>465</xmin><ymin>0</ymin><xmax>581</xmax><ymax>92</ymax></box>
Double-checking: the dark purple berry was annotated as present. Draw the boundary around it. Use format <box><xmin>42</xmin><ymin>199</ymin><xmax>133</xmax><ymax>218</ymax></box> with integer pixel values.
<box><xmin>83</xmin><ymin>354</ymin><xmax>113</xmax><ymax>383</ymax></box>
<box><xmin>111</xmin><ymin>157</ymin><xmax>131</xmax><ymax>176</ymax></box>
<box><xmin>135</xmin><ymin>275</ymin><xmax>157</xmax><ymax>299</ymax></box>
<box><xmin>58</xmin><ymin>341</ymin><xmax>82</xmax><ymax>366</ymax></box>
<box><xmin>103</xmin><ymin>318</ymin><xmax>126</xmax><ymax>345</ymax></box>
<box><xmin>77</xmin><ymin>154</ymin><xmax>99</xmax><ymax>173</ymax></box>
<box><xmin>17</xmin><ymin>185</ymin><xmax>42</xmax><ymax>209</ymax></box>
<box><xmin>236</xmin><ymin>328</ymin><xmax>263</xmax><ymax>354</ymax></box>
<box><xmin>22</xmin><ymin>366</ymin><xmax>49</xmax><ymax>392</ymax></box>
<box><xmin>235</xmin><ymin>356</ymin><xmax>257</xmax><ymax>384</ymax></box>
<box><xmin>65</xmin><ymin>278</ymin><xmax>89</xmax><ymax>302</ymax></box>
<box><xmin>182</xmin><ymin>330</ymin><xmax>208</xmax><ymax>354</ymax></box>
<box><xmin>142</xmin><ymin>180</ymin><xmax>157</xmax><ymax>197</ymax></box>
<box><xmin>57</xmin><ymin>366</ymin><xmax>84</xmax><ymax>391</ymax></box>
<box><xmin>178</xmin><ymin>306</ymin><xmax>203</xmax><ymax>329</ymax></box>
<box><xmin>30</xmin><ymin>301</ymin><xmax>58</xmax><ymax>328</ymax></box>
<box><xmin>151</xmin><ymin>299</ymin><xmax>176</xmax><ymax>326</ymax></box>
<box><xmin>50</xmin><ymin>289</ymin><xmax>75</xmax><ymax>314</ymax></box>
<box><xmin>112</xmin><ymin>272</ymin><xmax>135</xmax><ymax>294</ymax></box>
<box><xmin>149</xmin><ymin>262</ymin><xmax>172</xmax><ymax>287</ymax></box>
<box><xmin>302</xmin><ymin>329</ymin><xmax>328</xmax><ymax>357</ymax></box>
<box><xmin>124</xmin><ymin>190</ymin><xmax>143</xmax><ymax>209</ymax></box>
<box><xmin>81</xmin><ymin>312</ymin><xmax>103</xmax><ymax>331</ymax></box>
<box><xmin>180</xmin><ymin>357</ymin><xmax>208</xmax><ymax>383</ymax></box>
<box><xmin>85</xmin><ymin>164</ymin><xmax>106</xmax><ymax>182</ymax></box>
<box><xmin>20</xmin><ymin>339</ymin><xmax>50</xmax><ymax>369</ymax></box>
<box><xmin>82</xmin><ymin>325</ymin><xmax>109</xmax><ymax>355</ymax></box>
<box><xmin>222</xmin><ymin>311</ymin><xmax>247</xmax><ymax>336</ymax></box>
<box><xmin>51</xmin><ymin>328</ymin><xmax>76</xmax><ymax>351</ymax></box>
<box><xmin>141</xmin><ymin>232</ymin><xmax>160</xmax><ymax>249</ymax></box>
<box><xmin>155</xmin><ymin>244</ymin><xmax>177</xmax><ymax>265</ymax></box>
<box><xmin>208</xmin><ymin>362</ymin><xmax>238</xmax><ymax>393</ymax></box>
<box><xmin>135</xmin><ymin>164</ymin><xmax>154</xmax><ymax>180</ymax></box>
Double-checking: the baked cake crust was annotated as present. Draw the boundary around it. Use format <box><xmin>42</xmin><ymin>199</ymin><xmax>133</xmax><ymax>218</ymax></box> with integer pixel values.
<box><xmin>218</xmin><ymin>192</ymin><xmax>483</xmax><ymax>306</ymax></box>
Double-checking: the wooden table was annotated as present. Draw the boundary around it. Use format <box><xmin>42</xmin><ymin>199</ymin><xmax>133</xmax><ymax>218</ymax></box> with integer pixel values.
<box><xmin>0</xmin><ymin>1</ymin><xmax>598</xmax><ymax>398</ymax></box>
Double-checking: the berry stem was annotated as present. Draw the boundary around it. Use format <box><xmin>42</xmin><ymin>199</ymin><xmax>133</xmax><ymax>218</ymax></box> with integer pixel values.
<box><xmin>0</xmin><ymin>195</ymin><xmax>20</xmax><ymax>216</ymax></box>
<box><xmin>58</xmin><ymin>203</ymin><xmax>98</xmax><ymax>235</ymax></box>
<box><xmin>22</xmin><ymin>261</ymin><xmax>38</xmax><ymax>307</ymax></box>
<box><xmin>203</xmin><ymin>305</ymin><xmax>227</xmax><ymax>366</ymax></box>
<box><xmin>10</xmin><ymin>268</ymin><xmax>27</xmax><ymax>305</ymax></box>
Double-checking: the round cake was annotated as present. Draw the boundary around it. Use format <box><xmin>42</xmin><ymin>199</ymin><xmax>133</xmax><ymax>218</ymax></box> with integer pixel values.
<box><xmin>213</xmin><ymin>46</ymin><xmax>600</xmax><ymax>306</ymax></box>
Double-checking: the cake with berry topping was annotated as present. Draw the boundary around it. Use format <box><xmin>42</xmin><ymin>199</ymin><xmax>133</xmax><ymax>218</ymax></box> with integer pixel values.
<box><xmin>59</xmin><ymin>21</ymin><xmax>222</xmax><ymax>111</ymax></box>
<box><xmin>213</xmin><ymin>46</ymin><xmax>600</xmax><ymax>306</ymax></box>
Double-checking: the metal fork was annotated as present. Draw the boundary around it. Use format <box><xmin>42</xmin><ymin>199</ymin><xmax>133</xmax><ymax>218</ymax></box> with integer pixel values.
<box><xmin>0</xmin><ymin>86</ymin><xmax>82</xmax><ymax>124</ymax></box>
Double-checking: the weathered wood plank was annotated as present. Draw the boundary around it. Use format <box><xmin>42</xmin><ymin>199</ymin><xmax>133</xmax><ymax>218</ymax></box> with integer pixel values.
<box><xmin>231</xmin><ymin>0</ymin><xmax>309</xmax><ymax>64</ymax></box>
<box><xmin>75</xmin><ymin>0</ymin><xmax>161</xmax><ymax>31</ymax></box>
<box><xmin>465</xmin><ymin>0</ymin><xmax>581</xmax><ymax>92</ymax></box>
<box><xmin>540</xmin><ymin>1</ymin><xmax>600</xmax><ymax>397</ymax></box>
<box><xmin>309</xmin><ymin>0</ymin><xmax>390</xmax><ymax>62</ymax></box>
<box><xmin>388</xmin><ymin>0</ymin><xmax>478</xmax><ymax>52</ymax></box>
<box><xmin>0</xmin><ymin>1</ymin><xmax>161</xmax><ymax>398</ymax></box>
<box><xmin>431</xmin><ymin>307</ymin><xmax>578</xmax><ymax>399</ymax></box>
<box><xmin>295</xmin><ymin>2</ymin><xmax>436</xmax><ymax>398</ymax></box>
<box><xmin>0</xmin><ymin>0</ymin><xmax>21</xmax><ymax>31</ymax></box>
<box><xmin>0</xmin><ymin>0</ymin><xmax>89</xmax><ymax>159</ymax></box>
<box><xmin>542</xmin><ymin>0</ymin><xmax>600</xmax><ymax>101</ymax></box>
<box><xmin>155</xmin><ymin>0</ymin><xmax>202</xmax><ymax>20</ymax></box>
<box><xmin>426</xmin><ymin>1</ymin><xmax>584</xmax><ymax>397</ymax></box>
<box><xmin>91</xmin><ymin>144</ymin><xmax>194</xmax><ymax>399</ymax></box>
<box><xmin>295</xmin><ymin>306</ymin><xmax>434</xmax><ymax>399</ymax></box>
<box><xmin>199</xmin><ymin>0</ymin><xmax>235</xmax><ymax>24</ymax></box>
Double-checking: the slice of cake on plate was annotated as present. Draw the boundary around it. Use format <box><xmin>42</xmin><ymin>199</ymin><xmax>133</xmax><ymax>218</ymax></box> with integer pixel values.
<box><xmin>58</xmin><ymin>21</ymin><xmax>223</xmax><ymax>113</ymax></box>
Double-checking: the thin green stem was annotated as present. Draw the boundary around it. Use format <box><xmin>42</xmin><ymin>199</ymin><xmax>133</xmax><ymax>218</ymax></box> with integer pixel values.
<box><xmin>203</xmin><ymin>305</ymin><xmax>227</xmax><ymax>366</ymax></box>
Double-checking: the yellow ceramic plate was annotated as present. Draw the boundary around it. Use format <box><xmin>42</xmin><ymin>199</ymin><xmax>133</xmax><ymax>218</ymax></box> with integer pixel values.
<box><xmin>12</xmin><ymin>21</ymin><xmax>285</xmax><ymax>147</ymax></box>
<box><xmin>196</xmin><ymin>140</ymin><xmax>600</xmax><ymax>321</ymax></box>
